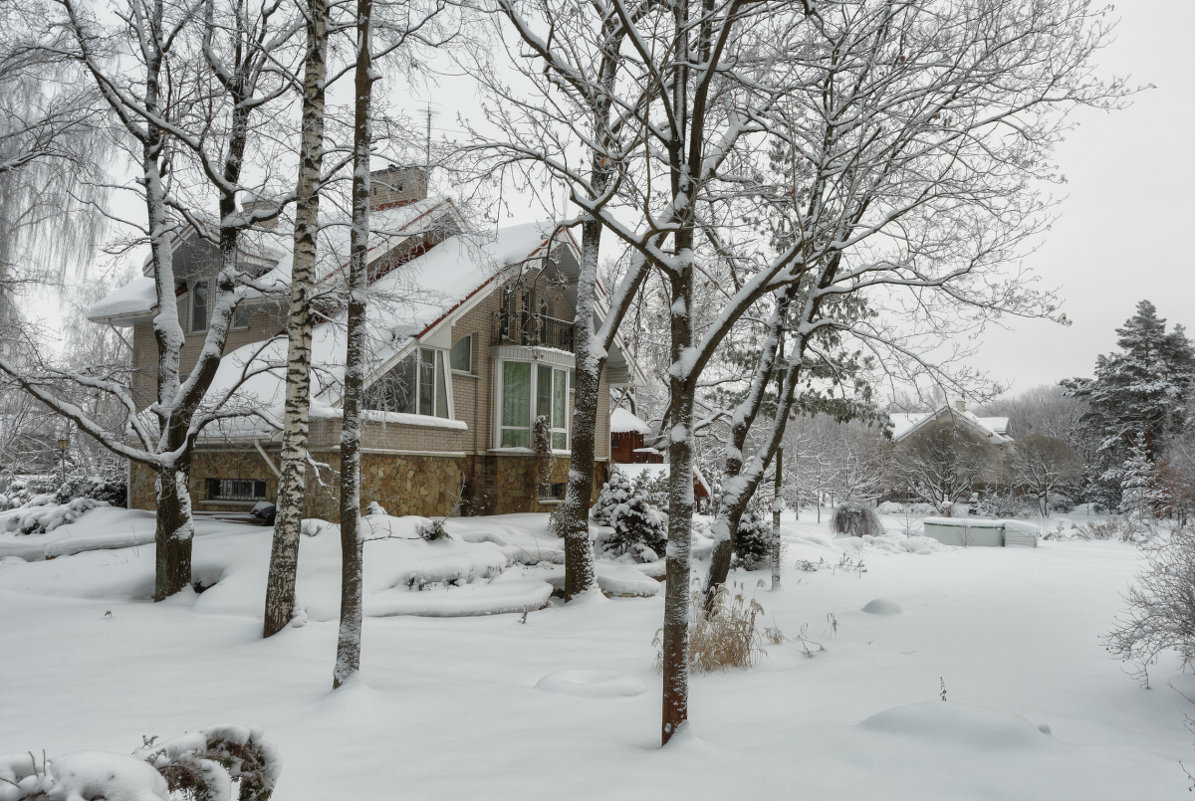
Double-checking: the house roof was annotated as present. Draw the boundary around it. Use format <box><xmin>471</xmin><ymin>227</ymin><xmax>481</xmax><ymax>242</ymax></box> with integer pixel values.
<box><xmin>201</xmin><ymin>221</ymin><xmax>566</xmax><ymax>438</ymax></box>
<box><xmin>87</xmin><ymin>195</ymin><xmax>460</xmax><ymax>326</ymax></box>
<box><xmin>889</xmin><ymin>405</ymin><xmax>1012</xmax><ymax>445</ymax></box>
<box><xmin>610</xmin><ymin>407</ymin><xmax>652</xmax><ymax>435</ymax></box>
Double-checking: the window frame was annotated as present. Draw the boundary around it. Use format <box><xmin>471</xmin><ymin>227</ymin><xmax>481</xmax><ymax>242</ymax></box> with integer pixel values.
<box><xmin>495</xmin><ymin>359</ymin><xmax>570</xmax><ymax>451</ymax></box>
<box><xmin>450</xmin><ymin>334</ymin><xmax>474</xmax><ymax>374</ymax></box>
<box><xmin>363</xmin><ymin>346</ymin><xmax>454</xmax><ymax>419</ymax></box>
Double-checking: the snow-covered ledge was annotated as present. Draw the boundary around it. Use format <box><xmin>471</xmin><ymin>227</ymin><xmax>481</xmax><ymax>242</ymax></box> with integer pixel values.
<box><xmin>312</xmin><ymin>407</ymin><xmax>468</xmax><ymax>430</ymax></box>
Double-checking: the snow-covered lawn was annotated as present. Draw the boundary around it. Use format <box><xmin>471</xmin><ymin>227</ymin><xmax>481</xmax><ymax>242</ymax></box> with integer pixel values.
<box><xmin>1</xmin><ymin>509</ymin><xmax>1191</xmax><ymax>800</ymax></box>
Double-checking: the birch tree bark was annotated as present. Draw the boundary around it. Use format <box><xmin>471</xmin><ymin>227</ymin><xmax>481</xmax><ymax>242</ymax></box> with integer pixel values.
<box><xmin>264</xmin><ymin>0</ymin><xmax>329</xmax><ymax>637</ymax></box>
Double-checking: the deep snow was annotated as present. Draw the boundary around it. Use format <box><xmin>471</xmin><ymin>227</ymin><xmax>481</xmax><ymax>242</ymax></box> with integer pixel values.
<box><xmin>1</xmin><ymin>509</ymin><xmax>1192</xmax><ymax>800</ymax></box>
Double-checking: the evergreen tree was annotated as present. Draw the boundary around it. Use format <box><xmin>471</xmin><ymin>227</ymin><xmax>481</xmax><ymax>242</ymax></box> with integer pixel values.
<box><xmin>1064</xmin><ymin>301</ymin><xmax>1195</xmax><ymax>508</ymax></box>
<box><xmin>1120</xmin><ymin>435</ymin><xmax>1161</xmax><ymax>520</ymax></box>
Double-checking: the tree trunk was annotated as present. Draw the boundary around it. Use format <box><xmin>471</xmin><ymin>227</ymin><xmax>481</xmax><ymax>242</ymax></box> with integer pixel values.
<box><xmin>771</xmin><ymin>445</ymin><xmax>782</xmax><ymax>590</ymax></box>
<box><xmin>264</xmin><ymin>0</ymin><xmax>328</xmax><ymax>639</ymax></box>
<box><xmin>153</xmin><ymin>460</ymin><xmax>193</xmax><ymax>601</ymax></box>
<box><xmin>333</xmin><ymin>0</ymin><xmax>372</xmax><ymax>688</ymax></box>
<box><xmin>661</xmin><ymin>258</ymin><xmax>694</xmax><ymax>747</ymax></box>
<box><xmin>561</xmin><ymin>218</ymin><xmax>602</xmax><ymax>599</ymax></box>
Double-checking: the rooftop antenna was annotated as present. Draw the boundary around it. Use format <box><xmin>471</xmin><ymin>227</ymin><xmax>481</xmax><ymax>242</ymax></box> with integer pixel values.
<box><xmin>425</xmin><ymin>102</ymin><xmax>433</xmax><ymax>182</ymax></box>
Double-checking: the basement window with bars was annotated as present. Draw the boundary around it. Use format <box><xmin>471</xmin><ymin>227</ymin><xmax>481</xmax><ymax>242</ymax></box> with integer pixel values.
<box><xmin>206</xmin><ymin>478</ymin><xmax>267</xmax><ymax>502</ymax></box>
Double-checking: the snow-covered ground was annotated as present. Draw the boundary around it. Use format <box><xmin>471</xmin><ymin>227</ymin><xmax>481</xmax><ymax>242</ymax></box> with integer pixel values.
<box><xmin>1</xmin><ymin>508</ymin><xmax>1191</xmax><ymax>800</ymax></box>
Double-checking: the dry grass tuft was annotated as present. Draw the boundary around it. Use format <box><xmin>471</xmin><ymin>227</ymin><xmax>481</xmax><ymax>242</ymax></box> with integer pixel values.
<box><xmin>657</xmin><ymin>581</ymin><xmax>784</xmax><ymax>673</ymax></box>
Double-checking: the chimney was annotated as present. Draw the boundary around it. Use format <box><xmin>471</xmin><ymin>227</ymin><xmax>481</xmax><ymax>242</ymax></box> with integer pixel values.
<box><xmin>369</xmin><ymin>165</ymin><xmax>429</xmax><ymax>211</ymax></box>
<box><xmin>242</xmin><ymin>198</ymin><xmax>279</xmax><ymax>230</ymax></box>
<box><xmin>954</xmin><ymin>399</ymin><xmax>966</xmax><ymax>412</ymax></box>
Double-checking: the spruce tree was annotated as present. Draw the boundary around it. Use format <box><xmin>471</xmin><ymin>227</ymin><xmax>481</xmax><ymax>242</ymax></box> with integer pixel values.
<box><xmin>1064</xmin><ymin>300</ymin><xmax>1195</xmax><ymax>509</ymax></box>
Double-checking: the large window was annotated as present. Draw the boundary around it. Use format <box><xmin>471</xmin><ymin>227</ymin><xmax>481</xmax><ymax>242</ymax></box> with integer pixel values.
<box><xmin>499</xmin><ymin>361</ymin><xmax>568</xmax><ymax>449</ymax></box>
<box><xmin>363</xmin><ymin>347</ymin><xmax>450</xmax><ymax>418</ymax></box>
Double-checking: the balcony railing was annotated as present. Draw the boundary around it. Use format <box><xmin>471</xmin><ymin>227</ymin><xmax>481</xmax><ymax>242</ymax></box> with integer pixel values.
<box><xmin>493</xmin><ymin>311</ymin><xmax>576</xmax><ymax>352</ymax></box>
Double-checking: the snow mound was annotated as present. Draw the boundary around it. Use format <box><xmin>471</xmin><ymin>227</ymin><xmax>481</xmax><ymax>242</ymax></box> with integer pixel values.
<box><xmin>862</xmin><ymin>598</ymin><xmax>902</xmax><ymax>615</ymax></box>
<box><xmin>543</xmin><ymin>563</ymin><xmax>661</xmax><ymax>597</ymax></box>
<box><xmin>35</xmin><ymin>751</ymin><xmax>168</xmax><ymax>801</ymax></box>
<box><xmin>859</xmin><ymin>702</ymin><xmax>1052</xmax><ymax>749</ymax></box>
<box><xmin>367</xmin><ymin>579</ymin><xmax>553</xmax><ymax>618</ymax></box>
<box><xmin>839</xmin><ymin>533</ymin><xmax>941</xmax><ymax>555</ymax></box>
<box><xmin>534</xmin><ymin>669</ymin><xmax>647</xmax><ymax>698</ymax></box>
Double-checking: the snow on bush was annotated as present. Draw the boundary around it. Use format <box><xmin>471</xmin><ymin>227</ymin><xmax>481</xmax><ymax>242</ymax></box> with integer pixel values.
<box><xmin>732</xmin><ymin>509</ymin><xmax>771</xmax><ymax>570</ymax></box>
<box><xmin>591</xmin><ymin>468</ymin><xmax>633</xmax><ymax>526</ymax></box>
<box><xmin>0</xmin><ymin>725</ymin><xmax>278</xmax><ymax>801</ymax></box>
<box><xmin>832</xmin><ymin>503</ymin><xmax>884</xmax><ymax>538</ymax></box>
<box><xmin>606</xmin><ymin>495</ymin><xmax>667</xmax><ymax>563</ymax></box>
<box><xmin>0</xmin><ymin>496</ymin><xmax>104</xmax><ymax>536</ymax></box>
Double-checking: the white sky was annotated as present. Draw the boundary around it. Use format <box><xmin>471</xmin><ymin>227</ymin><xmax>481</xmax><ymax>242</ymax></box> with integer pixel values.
<box><xmin>50</xmin><ymin>3</ymin><xmax>1194</xmax><ymax>401</ymax></box>
<box><xmin>971</xmin><ymin>2</ymin><xmax>1195</xmax><ymax>397</ymax></box>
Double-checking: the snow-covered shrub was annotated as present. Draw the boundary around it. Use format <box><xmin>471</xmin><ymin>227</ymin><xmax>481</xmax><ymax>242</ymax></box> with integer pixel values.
<box><xmin>1074</xmin><ymin>517</ymin><xmax>1153</xmax><ymax>543</ymax></box>
<box><xmin>417</xmin><ymin>518</ymin><xmax>451</xmax><ymax>542</ymax></box>
<box><xmin>832</xmin><ymin>503</ymin><xmax>884</xmax><ymax>538</ymax></box>
<box><xmin>0</xmin><ymin>496</ymin><xmax>102</xmax><ymax>535</ymax></box>
<box><xmin>0</xmin><ymin>725</ymin><xmax>279</xmax><ymax>801</ymax></box>
<box><xmin>591</xmin><ymin>467</ymin><xmax>633</xmax><ymax>526</ymax></box>
<box><xmin>732</xmin><ymin>509</ymin><xmax>771</xmax><ymax>570</ymax></box>
<box><xmin>55</xmin><ymin>472</ymin><xmax>127</xmax><ymax>507</ymax></box>
<box><xmin>1106</xmin><ymin>528</ymin><xmax>1195</xmax><ymax>686</ymax></box>
<box><xmin>632</xmin><ymin>469</ymin><xmax>669</xmax><ymax>512</ymax></box>
<box><xmin>659</xmin><ymin>582</ymin><xmax>783</xmax><ymax>673</ymax></box>
<box><xmin>366</xmin><ymin>501</ymin><xmax>387</xmax><ymax>516</ymax></box>
<box><xmin>607</xmin><ymin>496</ymin><xmax>667</xmax><ymax>562</ymax></box>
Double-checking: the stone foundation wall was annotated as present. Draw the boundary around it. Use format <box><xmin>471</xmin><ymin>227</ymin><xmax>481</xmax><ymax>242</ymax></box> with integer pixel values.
<box><xmin>128</xmin><ymin>449</ymin><xmax>603</xmax><ymax>521</ymax></box>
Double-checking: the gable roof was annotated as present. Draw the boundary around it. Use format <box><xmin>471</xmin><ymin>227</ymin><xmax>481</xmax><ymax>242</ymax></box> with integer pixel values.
<box><xmin>889</xmin><ymin>404</ymin><xmax>1012</xmax><ymax>445</ymax></box>
<box><xmin>611</xmin><ymin>407</ymin><xmax>652</xmax><ymax>435</ymax></box>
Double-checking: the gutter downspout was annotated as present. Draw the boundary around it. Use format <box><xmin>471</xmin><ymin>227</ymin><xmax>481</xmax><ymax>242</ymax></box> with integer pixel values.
<box><xmin>254</xmin><ymin>438</ymin><xmax>282</xmax><ymax>478</ymax></box>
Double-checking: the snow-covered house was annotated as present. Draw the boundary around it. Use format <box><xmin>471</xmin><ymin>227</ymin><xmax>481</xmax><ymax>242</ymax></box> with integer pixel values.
<box><xmin>888</xmin><ymin>401</ymin><xmax>1014</xmax><ymax>498</ymax></box>
<box><xmin>88</xmin><ymin>166</ymin><xmax>643</xmax><ymax>520</ymax></box>
<box><xmin>889</xmin><ymin>402</ymin><xmax>1012</xmax><ymax>447</ymax></box>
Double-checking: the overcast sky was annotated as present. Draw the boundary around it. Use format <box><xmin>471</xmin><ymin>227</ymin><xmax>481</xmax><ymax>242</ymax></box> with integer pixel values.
<box><xmin>972</xmin><ymin>1</ymin><xmax>1195</xmax><ymax>397</ymax></box>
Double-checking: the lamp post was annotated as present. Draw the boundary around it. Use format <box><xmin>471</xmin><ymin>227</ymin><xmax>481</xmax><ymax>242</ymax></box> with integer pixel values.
<box><xmin>56</xmin><ymin>432</ymin><xmax>69</xmax><ymax>485</ymax></box>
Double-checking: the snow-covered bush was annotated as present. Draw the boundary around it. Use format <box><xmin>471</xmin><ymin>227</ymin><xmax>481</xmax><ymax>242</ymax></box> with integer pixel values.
<box><xmin>591</xmin><ymin>467</ymin><xmax>633</xmax><ymax>526</ymax></box>
<box><xmin>606</xmin><ymin>496</ymin><xmax>667</xmax><ymax>562</ymax></box>
<box><xmin>732</xmin><ymin>509</ymin><xmax>771</xmax><ymax>570</ymax></box>
<box><xmin>1106</xmin><ymin>528</ymin><xmax>1195</xmax><ymax>686</ymax></box>
<box><xmin>659</xmin><ymin>582</ymin><xmax>783</xmax><ymax>673</ymax></box>
<box><xmin>832</xmin><ymin>503</ymin><xmax>884</xmax><ymax>538</ymax></box>
<box><xmin>632</xmin><ymin>469</ymin><xmax>669</xmax><ymax>512</ymax></box>
<box><xmin>55</xmin><ymin>472</ymin><xmax>127</xmax><ymax>507</ymax></box>
<box><xmin>0</xmin><ymin>724</ymin><xmax>279</xmax><ymax>801</ymax></box>
<box><xmin>0</xmin><ymin>496</ymin><xmax>103</xmax><ymax>535</ymax></box>
<box><xmin>417</xmin><ymin>518</ymin><xmax>451</xmax><ymax>542</ymax></box>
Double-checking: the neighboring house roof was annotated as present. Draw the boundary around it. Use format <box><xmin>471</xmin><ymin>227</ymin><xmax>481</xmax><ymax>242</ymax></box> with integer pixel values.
<box><xmin>889</xmin><ymin>404</ymin><xmax>1012</xmax><ymax>445</ymax></box>
<box><xmin>610</xmin><ymin>407</ymin><xmax>652</xmax><ymax>435</ymax></box>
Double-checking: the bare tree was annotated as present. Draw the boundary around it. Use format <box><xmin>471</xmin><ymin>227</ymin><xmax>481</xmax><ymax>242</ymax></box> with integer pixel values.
<box><xmin>1010</xmin><ymin>433</ymin><xmax>1083</xmax><ymax>516</ymax></box>
<box><xmin>0</xmin><ymin>0</ymin><xmax>301</xmax><ymax>600</ymax></box>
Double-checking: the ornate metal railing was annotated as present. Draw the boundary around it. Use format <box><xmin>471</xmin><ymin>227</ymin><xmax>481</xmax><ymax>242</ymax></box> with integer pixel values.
<box><xmin>493</xmin><ymin>311</ymin><xmax>575</xmax><ymax>352</ymax></box>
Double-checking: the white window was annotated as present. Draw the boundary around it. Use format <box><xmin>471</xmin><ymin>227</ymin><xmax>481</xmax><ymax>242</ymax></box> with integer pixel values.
<box><xmin>498</xmin><ymin>361</ymin><xmax>568</xmax><ymax>449</ymax></box>
<box><xmin>364</xmin><ymin>347</ymin><xmax>451</xmax><ymax>418</ymax></box>
<box><xmin>450</xmin><ymin>334</ymin><xmax>473</xmax><ymax>373</ymax></box>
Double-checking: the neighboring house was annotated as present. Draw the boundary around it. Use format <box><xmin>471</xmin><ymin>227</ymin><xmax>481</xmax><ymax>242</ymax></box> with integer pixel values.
<box><xmin>608</xmin><ymin>406</ymin><xmax>712</xmax><ymax>512</ymax></box>
<box><xmin>888</xmin><ymin>401</ymin><xmax>1014</xmax><ymax>504</ymax></box>
<box><xmin>87</xmin><ymin>166</ymin><xmax>643</xmax><ymax>520</ymax></box>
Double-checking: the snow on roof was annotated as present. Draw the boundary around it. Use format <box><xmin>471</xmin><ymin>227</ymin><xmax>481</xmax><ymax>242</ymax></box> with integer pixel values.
<box><xmin>610</xmin><ymin>407</ymin><xmax>652</xmax><ymax>435</ymax></box>
<box><xmin>199</xmin><ymin>221</ymin><xmax>560</xmax><ymax>438</ymax></box>
<box><xmin>889</xmin><ymin>405</ymin><xmax>1012</xmax><ymax>445</ymax></box>
<box><xmin>87</xmin><ymin>196</ymin><xmax>457</xmax><ymax>326</ymax></box>
<box><xmin>86</xmin><ymin>277</ymin><xmax>157</xmax><ymax>323</ymax></box>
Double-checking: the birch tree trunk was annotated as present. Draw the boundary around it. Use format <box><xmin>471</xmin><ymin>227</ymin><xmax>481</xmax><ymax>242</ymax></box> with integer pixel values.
<box><xmin>264</xmin><ymin>0</ymin><xmax>328</xmax><ymax>638</ymax></box>
<box><xmin>333</xmin><ymin>0</ymin><xmax>372</xmax><ymax>688</ymax></box>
